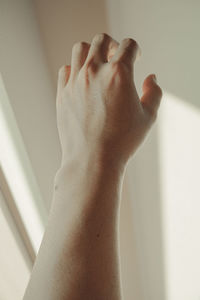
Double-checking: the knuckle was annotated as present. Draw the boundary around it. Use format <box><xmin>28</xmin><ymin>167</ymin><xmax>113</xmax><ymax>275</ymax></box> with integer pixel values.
<box><xmin>110</xmin><ymin>60</ymin><xmax>124</xmax><ymax>70</ymax></box>
<box><xmin>72</xmin><ymin>41</ymin><xmax>88</xmax><ymax>52</ymax></box>
<box><xmin>72</xmin><ymin>42</ymin><xmax>81</xmax><ymax>51</ymax></box>
<box><xmin>80</xmin><ymin>41</ymin><xmax>90</xmax><ymax>49</ymax></box>
<box><xmin>110</xmin><ymin>61</ymin><xmax>127</xmax><ymax>76</ymax></box>
<box><xmin>93</xmin><ymin>32</ymin><xmax>109</xmax><ymax>44</ymax></box>
<box><xmin>123</xmin><ymin>38</ymin><xmax>138</xmax><ymax>50</ymax></box>
<box><xmin>110</xmin><ymin>62</ymin><xmax>126</xmax><ymax>84</ymax></box>
<box><xmin>84</xmin><ymin>59</ymin><xmax>98</xmax><ymax>73</ymax></box>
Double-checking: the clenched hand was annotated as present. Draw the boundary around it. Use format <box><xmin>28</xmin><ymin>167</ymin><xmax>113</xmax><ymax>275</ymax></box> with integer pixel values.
<box><xmin>56</xmin><ymin>33</ymin><xmax>162</xmax><ymax>169</ymax></box>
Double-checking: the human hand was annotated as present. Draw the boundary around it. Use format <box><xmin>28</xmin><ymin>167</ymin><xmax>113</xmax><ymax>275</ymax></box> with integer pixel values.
<box><xmin>56</xmin><ymin>33</ymin><xmax>162</xmax><ymax>168</ymax></box>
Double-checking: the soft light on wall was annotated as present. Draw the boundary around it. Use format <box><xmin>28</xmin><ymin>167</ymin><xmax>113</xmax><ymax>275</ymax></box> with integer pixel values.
<box><xmin>0</xmin><ymin>73</ymin><xmax>46</xmax><ymax>254</ymax></box>
<box><xmin>159</xmin><ymin>91</ymin><xmax>200</xmax><ymax>300</ymax></box>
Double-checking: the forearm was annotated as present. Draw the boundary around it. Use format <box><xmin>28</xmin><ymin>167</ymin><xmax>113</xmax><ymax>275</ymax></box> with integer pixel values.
<box><xmin>23</xmin><ymin>153</ymin><xmax>126</xmax><ymax>300</ymax></box>
<box><xmin>23</xmin><ymin>32</ymin><xmax>162</xmax><ymax>300</ymax></box>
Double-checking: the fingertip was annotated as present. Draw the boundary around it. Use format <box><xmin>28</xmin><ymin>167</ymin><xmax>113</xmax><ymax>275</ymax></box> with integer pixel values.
<box><xmin>151</xmin><ymin>74</ymin><xmax>157</xmax><ymax>83</ymax></box>
<box><xmin>110</xmin><ymin>37</ymin><xmax>139</xmax><ymax>67</ymax></box>
<box><xmin>140</xmin><ymin>73</ymin><xmax>163</xmax><ymax>119</ymax></box>
<box><xmin>150</xmin><ymin>74</ymin><xmax>163</xmax><ymax>98</ymax></box>
<box><xmin>142</xmin><ymin>73</ymin><xmax>161</xmax><ymax>91</ymax></box>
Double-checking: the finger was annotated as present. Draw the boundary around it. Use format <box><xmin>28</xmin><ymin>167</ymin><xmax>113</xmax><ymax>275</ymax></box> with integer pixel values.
<box><xmin>110</xmin><ymin>37</ymin><xmax>141</xmax><ymax>70</ymax></box>
<box><xmin>140</xmin><ymin>74</ymin><xmax>163</xmax><ymax>120</ymax></box>
<box><xmin>84</xmin><ymin>33</ymin><xmax>119</xmax><ymax>66</ymax></box>
<box><xmin>70</xmin><ymin>42</ymin><xmax>90</xmax><ymax>80</ymax></box>
<box><xmin>56</xmin><ymin>65</ymin><xmax>71</xmax><ymax>102</ymax></box>
<box><xmin>107</xmin><ymin>39</ymin><xmax>119</xmax><ymax>62</ymax></box>
<box><xmin>65</xmin><ymin>65</ymin><xmax>71</xmax><ymax>84</ymax></box>
<box><xmin>57</xmin><ymin>65</ymin><xmax>68</xmax><ymax>94</ymax></box>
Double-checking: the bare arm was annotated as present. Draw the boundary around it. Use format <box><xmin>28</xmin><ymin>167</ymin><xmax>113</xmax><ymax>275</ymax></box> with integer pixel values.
<box><xmin>23</xmin><ymin>33</ymin><xmax>162</xmax><ymax>300</ymax></box>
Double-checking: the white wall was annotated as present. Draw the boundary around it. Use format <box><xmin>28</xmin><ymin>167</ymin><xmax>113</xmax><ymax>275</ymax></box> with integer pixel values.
<box><xmin>0</xmin><ymin>190</ymin><xmax>30</xmax><ymax>300</ymax></box>
<box><xmin>1</xmin><ymin>0</ymin><xmax>200</xmax><ymax>299</ymax></box>
<box><xmin>159</xmin><ymin>93</ymin><xmax>200</xmax><ymax>300</ymax></box>
<box><xmin>0</xmin><ymin>0</ymin><xmax>61</xmax><ymax>212</ymax></box>
<box><xmin>106</xmin><ymin>0</ymin><xmax>200</xmax><ymax>299</ymax></box>
<box><xmin>33</xmin><ymin>0</ymin><xmax>110</xmax><ymax>87</ymax></box>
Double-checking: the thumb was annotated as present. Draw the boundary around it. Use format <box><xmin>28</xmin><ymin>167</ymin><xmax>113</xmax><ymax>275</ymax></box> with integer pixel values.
<box><xmin>140</xmin><ymin>74</ymin><xmax>163</xmax><ymax>120</ymax></box>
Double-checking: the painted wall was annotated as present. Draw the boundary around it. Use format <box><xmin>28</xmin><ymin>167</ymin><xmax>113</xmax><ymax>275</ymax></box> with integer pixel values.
<box><xmin>0</xmin><ymin>0</ymin><xmax>60</xmax><ymax>213</ymax></box>
<box><xmin>1</xmin><ymin>0</ymin><xmax>200</xmax><ymax>299</ymax></box>
<box><xmin>106</xmin><ymin>0</ymin><xmax>200</xmax><ymax>299</ymax></box>
<box><xmin>0</xmin><ymin>190</ymin><xmax>30</xmax><ymax>300</ymax></box>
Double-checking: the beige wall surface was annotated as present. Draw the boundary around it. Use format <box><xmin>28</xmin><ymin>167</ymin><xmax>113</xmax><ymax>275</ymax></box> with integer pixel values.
<box><xmin>1</xmin><ymin>0</ymin><xmax>200</xmax><ymax>299</ymax></box>
<box><xmin>0</xmin><ymin>0</ymin><xmax>61</xmax><ymax>212</ymax></box>
<box><xmin>33</xmin><ymin>0</ymin><xmax>110</xmax><ymax>88</ymax></box>
<box><xmin>0</xmin><ymin>190</ymin><xmax>30</xmax><ymax>300</ymax></box>
<box><xmin>105</xmin><ymin>1</ymin><xmax>200</xmax><ymax>299</ymax></box>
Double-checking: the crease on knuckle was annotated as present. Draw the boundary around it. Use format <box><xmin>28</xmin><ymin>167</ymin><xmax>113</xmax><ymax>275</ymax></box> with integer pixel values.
<box><xmin>85</xmin><ymin>59</ymin><xmax>98</xmax><ymax>73</ymax></box>
<box><xmin>111</xmin><ymin>60</ymin><xmax>124</xmax><ymax>70</ymax></box>
<box><xmin>111</xmin><ymin>61</ymin><xmax>126</xmax><ymax>76</ymax></box>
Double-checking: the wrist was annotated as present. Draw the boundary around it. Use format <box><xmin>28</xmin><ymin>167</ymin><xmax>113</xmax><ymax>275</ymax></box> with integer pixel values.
<box><xmin>56</xmin><ymin>148</ymin><xmax>126</xmax><ymax>185</ymax></box>
<box><xmin>53</xmin><ymin>150</ymin><xmax>126</xmax><ymax>211</ymax></box>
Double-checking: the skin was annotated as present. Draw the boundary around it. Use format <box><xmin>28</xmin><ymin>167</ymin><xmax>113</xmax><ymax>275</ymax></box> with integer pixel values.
<box><xmin>23</xmin><ymin>33</ymin><xmax>162</xmax><ymax>300</ymax></box>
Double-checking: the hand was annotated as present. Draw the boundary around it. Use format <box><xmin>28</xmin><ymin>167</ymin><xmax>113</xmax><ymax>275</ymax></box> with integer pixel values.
<box><xmin>56</xmin><ymin>33</ymin><xmax>162</xmax><ymax>168</ymax></box>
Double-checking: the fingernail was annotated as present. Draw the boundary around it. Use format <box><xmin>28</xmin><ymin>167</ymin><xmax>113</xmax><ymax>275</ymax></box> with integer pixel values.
<box><xmin>152</xmin><ymin>74</ymin><xmax>157</xmax><ymax>82</ymax></box>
